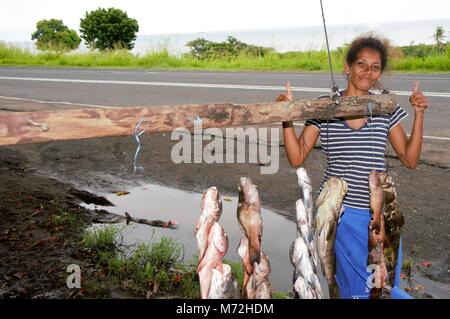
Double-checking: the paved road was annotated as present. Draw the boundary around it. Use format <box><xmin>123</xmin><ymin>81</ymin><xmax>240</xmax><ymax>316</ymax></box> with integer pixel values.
<box><xmin>1</xmin><ymin>67</ymin><xmax>449</xmax><ymax>141</ymax></box>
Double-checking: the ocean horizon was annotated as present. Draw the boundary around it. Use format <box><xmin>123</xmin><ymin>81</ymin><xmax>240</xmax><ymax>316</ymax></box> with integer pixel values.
<box><xmin>5</xmin><ymin>18</ymin><xmax>450</xmax><ymax>55</ymax></box>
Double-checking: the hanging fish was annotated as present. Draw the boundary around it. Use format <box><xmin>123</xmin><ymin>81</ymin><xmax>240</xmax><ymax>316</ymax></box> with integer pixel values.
<box><xmin>238</xmin><ymin>235</ymin><xmax>273</xmax><ymax>299</ymax></box>
<box><xmin>296</xmin><ymin>168</ymin><xmax>315</xmax><ymax>230</ymax></box>
<box><xmin>237</xmin><ymin>177</ymin><xmax>272</xmax><ymax>299</ymax></box>
<box><xmin>208</xmin><ymin>264</ymin><xmax>240</xmax><ymax>299</ymax></box>
<box><xmin>314</xmin><ymin>176</ymin><xmax>347</xmax><ymax>298</ymax></box>
<box><xmin>253</xmin><ymin>252</ymin><xmax>272</xmax><ymax>299</ymax></box>
<box><xmin>197</xmin><ymin>222</ymin><xmax>228</xmax><ymax>299</ymax></box>
<box><xmin>296</xmin><ymin>168</ymin><xmax>321</xmax><ymax>273</ymax></box>
<box><xmin>196</xmin><ymin>187</ymin><xmax>222</xmax><ymax>260</ymax></box>
<box><xmin>237</xmin><ymin>177</ymin><xmax>263</xmax><ymax>267</ymax></box>
<box><xmin>237</xmin><ymin>235</ymin><xmax>253</xmax><ymax>291</ymax></box>
<box><xmin>289</xmin><ymin>235</ymin><xmax>323</xmax><ymax>299</ymax></box>
<box><xmin>379</xmin><ymin>173</ymin><xmax>404</xmax><ymax>286</ymax></box>
<box><xmin>368</xmin><ymin>170</ymin><xmax>390</xmax><ymax>299</ymax></box>
<box><xmin>196</xmin><ymin>186</ymin><xmax>238</xmax><ymax>299</ymax></box>
<box><xmin>368</xmin><ymin>171</ymin><xmax>383</xmax><ymax>235</ymax></box>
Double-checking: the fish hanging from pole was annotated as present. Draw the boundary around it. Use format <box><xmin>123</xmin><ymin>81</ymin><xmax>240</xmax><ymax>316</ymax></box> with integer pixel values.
<box><xmin>368</xmin><ymin>171</ymin><xmax>390</xmax><ymax>298</ymax></box>
<box><xmin>195</xmin><ymin>187</ymin><xmax>239</xmax><ymax>299</ymax></box>
<box><xmin>196</xmin><ymin>187</ymin><xmax>222</xmax><ymax>261</ymax></box>
<box><xmin>296</xmin><ymin>168</ymin><xmax>322</xmax><ymax>272</ymax></box>
<box><xmin>237</xmin><ymin>177</ymin><xmax>273</xmax><ymax>299</ymax></box>
<box><xmin>379</xmin><ymin>172</ymin><xmax>405</xmax><ymax>288</ymax></box>
<box><xmin>290</xmin><ymin>168</ymin><xmax>324</xmax><ymax>298</ymax></box>
<box><xmin>314</xmin><ymin>176</ymin><xmax>347</xmax><ymax>299</ymax></box>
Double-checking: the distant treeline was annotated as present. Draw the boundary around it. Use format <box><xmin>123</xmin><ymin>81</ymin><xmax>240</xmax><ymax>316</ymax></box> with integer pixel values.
<box><xmin>1</xmin><ymin>35</ymin><xmax>449</xmax><ymax>72</ymax></box>
<box><xmin>398</xmin><ymin>43</ymin><xmax>448</xmax><ymax>58</ymax></box>
<box><xmin>186</xmin><ymin>36</ymin><xmax>274</xmax><ymax>59</ymax></box>
<box><xmin>185</xmin><ymin>36</ymin><xmax>450</xmax><ymax>60</ymax></box>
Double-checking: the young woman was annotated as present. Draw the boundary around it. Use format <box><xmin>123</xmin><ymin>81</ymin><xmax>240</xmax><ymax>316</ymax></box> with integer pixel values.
<box><xmin>282</xmin><ymin>36</ymin><xmax>428</xmax><ymax>299</ymax></box>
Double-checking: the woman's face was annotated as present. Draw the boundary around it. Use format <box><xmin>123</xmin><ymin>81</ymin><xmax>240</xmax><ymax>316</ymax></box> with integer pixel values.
<box><xmin>345</xmin><ymin>47</ymin><xmax>382</xmax><ymax>92</ymax></box>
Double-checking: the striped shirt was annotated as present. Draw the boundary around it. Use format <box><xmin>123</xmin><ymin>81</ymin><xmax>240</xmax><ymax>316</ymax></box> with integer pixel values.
<box><xmin>305</xmin><ymin>92</ymin><xmax>408</xmax><ymax>209</ymax></box>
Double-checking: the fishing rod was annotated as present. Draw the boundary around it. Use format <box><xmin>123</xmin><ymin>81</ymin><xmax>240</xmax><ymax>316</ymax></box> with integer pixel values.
<box><xmin>319</xmin><ymin>0</ymin><xmax>340</xmax><ymax>101</ymax></box>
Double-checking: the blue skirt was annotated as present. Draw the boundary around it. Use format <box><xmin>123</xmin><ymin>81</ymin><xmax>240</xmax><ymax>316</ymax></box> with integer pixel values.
<box><xmin>334</xmin><ymin>205</ymin><xmax>412</xmax><ymax>299</ymax></box>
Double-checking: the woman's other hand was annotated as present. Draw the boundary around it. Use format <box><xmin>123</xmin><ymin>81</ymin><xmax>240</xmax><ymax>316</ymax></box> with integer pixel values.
<box><xmin>279</xmin><ymin>82</ymin><xmax>294</xmax><ymax>128</ymax></box>
<box><xmin>276</xmin><ymin>81</ymin><xmax>294</xmax><ymax>102</ymax></box>
<box><xmin>409</xmin><ymin>81</ymin><xmax>429</xmax><ymax>115</ymax></box>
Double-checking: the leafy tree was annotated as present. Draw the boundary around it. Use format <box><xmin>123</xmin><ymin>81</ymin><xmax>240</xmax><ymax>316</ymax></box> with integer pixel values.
<box><xmin>31</xmin><ymin>19</ymin><xmax>81</xmax><ymax>51</ymax></box>
<box><xmin>433</xmin><ymin>26</ymin><xmax>447</xmax><ymax>53</ymax></box>
<box><xmin>434</xmin><ymin>26</ymin><xmax>447</xmax><ymax>46</ymax></box>
<box><xmin>79</xmin><ymin>8</ymin><xmax>139</xmax><ymax>51</ymax></box>
<box><xmin>186</xmin><ymin>38</ymin><xmax>210</xmax><ymax>59</ymax></box>
<box><xmin>186</xmin><ymin>36</ymin><xmax>273</xmax><ymax>59</ymax></box>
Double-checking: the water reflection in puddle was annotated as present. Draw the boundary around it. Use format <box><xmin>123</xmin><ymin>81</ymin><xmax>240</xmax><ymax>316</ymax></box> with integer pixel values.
<box><xmin>82</xmin><ymin>183</ymin><xmax>298</xmax><ymax>292</ymax></box>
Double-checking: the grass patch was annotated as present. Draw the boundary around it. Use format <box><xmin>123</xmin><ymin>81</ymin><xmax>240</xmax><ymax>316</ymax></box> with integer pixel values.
<box><xmin>83</xmin><ymin>278</ymin><xmax>111</xmax><ymax>298</ymax></box>
<box><xmin>272</xmin><ymin>291</ymin><xmax>293</xmax><ymax>299</ymax></box>
<box><xmin>84</xmin><ymin>228</ymin><xmax>200</xmax><ymax>298</ymax></box>
<box><xmin>51</xmin><ymin>211</ymin><xmax>78</xmax><ymax>227</ymax></box>
<box><xmin>105</xmin><ymin>240</ymin><xmax>196</xmax><ymax>297</ymax></box>
<box><xmin>50</xmin><ymin>206</ymin><xmax>88</xmax><ymax>237</ymax></box>
<box><xmin>80</xmin><ymin>226</ymin><xmax>300</xmax><ymax>299</ymax></box>
<box><xmin>2</xmin><ymin>42</ymin><xmax>449</xmax><ymax>72</ymax></box>
<box><xmin>177</xmin><ymin>259</ymin><xmax>201</xmax><ymax>299</ymax></box>
<box><xmin>81</xmin><ymin>225</ymin><xmax>119</xmax><ymax>251</ymax></box>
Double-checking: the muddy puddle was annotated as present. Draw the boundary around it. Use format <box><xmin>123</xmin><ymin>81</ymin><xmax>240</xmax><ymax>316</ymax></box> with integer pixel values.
<box><xmin>82</xmin><ymin>182</ymin><xmax>304</xmax><ymax>293</ymax></box>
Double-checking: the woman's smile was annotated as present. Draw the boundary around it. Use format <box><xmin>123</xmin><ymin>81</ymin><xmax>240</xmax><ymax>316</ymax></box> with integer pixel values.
<box><xmin>345</xmin><ymin>48</ymin><xmax>382</xmax><ymax>94</ymax></box>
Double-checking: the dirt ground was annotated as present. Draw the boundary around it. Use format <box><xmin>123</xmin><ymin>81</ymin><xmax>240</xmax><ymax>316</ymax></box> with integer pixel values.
<box><xmin>1</xmin><ymin>119</ymin><xmax>449</xmax><ymax>298</ymax></box>
<box><xmin>0</xmin><ymin>159</ymin><xmax>108</xmax><ymax>298</ymax></box>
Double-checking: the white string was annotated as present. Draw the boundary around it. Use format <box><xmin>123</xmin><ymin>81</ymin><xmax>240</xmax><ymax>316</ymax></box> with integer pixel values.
<box><xmin>133</xmin><ymin>117</ymin><xmax>148</xmax><ymax>173</ymax></box>
<box><xmin>366</xmin><ymin>102</ymin><xmax>376</xmax><ymax>171</ymax></box>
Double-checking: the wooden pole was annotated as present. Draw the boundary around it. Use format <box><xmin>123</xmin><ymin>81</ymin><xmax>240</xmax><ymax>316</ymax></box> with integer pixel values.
<box><xmin>0</xmin><ymin>94</ymin><xmax>396</xmax><ymax>146</ymax></box>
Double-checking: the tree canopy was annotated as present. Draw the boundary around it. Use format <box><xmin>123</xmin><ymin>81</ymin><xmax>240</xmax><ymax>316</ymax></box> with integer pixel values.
<box><xmin>186</xmin><ymin>36</ymin><xmax>273</xmax><ymax>59</ymax></box>
<box><xmin>433</xmin><ymin>26</ymin><xmax>447</xmax><ymax>46</ymax></box>
<box><xmin>31</xmin><ymin>19</ymin><xmax>81</xmax><ymax>51</ymax></box>
<box><xmin>79</xmin><ymin>7</ymin><xmax>139</xmax><ymax>51</ymax></box>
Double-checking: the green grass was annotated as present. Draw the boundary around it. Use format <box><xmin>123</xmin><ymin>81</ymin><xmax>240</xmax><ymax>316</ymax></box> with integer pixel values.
<box><xmin>80</xmin><ymin>226</ymin><xmax>296</xmax><ymax>299</ymax></box>
<box><xmin>177</xmin><ymin>260</ymin><xmax>201</xmax><ymax>299</ymax></box>
<box><xmin>50</xmin><ymin>207</ymin><xmax>87</xmax><ymax>235</ymax></box>
<box><xmin>82</xmin><ymin>225</ymin><xmax>119</xmax><ymax>251</ymax></box>
<box><xmin>51</xmin><ymin>211</ymin><xmax>78</xmax><ymax>227</ymax></box>
<box><xmin>391</xmin><ymin>55</ymin><xmax>450</xmax><ymax>72</ymax></box>
<box><xmin>84</xmin><ymin>230</ymin><xmax>200</xmax><ymax>298</ymax></box>
<box><xmin>272</xmin><ymin>291</ymin><xmax>293</xmax><ymax>299</ymax></box>
<box><xmin>83</xmin><ymin>278</ymin><xmax>111</xmax><ymax>298</ymax></box>
<box><xmin>2</xmin><ymin>42</ymin><xmax>449</xmax><ymax>72</ymax></box>
<box><xmin>107</xmin><ymin>240</ymin><xmax>195</xmax><ymax>297</ymax></box>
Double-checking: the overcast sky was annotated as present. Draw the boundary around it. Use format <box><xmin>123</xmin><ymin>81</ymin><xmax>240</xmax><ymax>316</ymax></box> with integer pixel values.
<box><xmin>1</xmin><ymin>0</ymin><xmax>450</xmax><ymax>42</ymax></box>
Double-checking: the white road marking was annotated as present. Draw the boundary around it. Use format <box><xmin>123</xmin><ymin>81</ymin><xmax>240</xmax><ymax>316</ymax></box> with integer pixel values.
<box><xmin>1</xmin><ymin>76</ymin><xmax>450</xmax><ymax>98</ymax></box>
<box><xmin>2</xmin><ymin>67</ymin><xmax>450</xmax><ymax>81</ymax></box>
<box><xmin>421</xmin><ymin>135</ymin><xmax>450</xmax><ymax>141</ymax></box>
<box><xmin>0</xmin><ymin>95</ymin><xmax>112</xmax><ymax>109</ymax></box>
